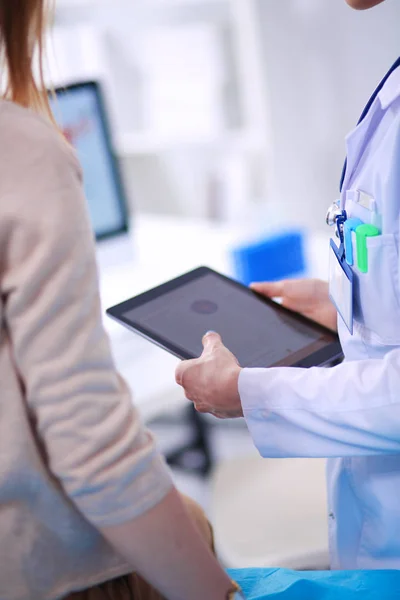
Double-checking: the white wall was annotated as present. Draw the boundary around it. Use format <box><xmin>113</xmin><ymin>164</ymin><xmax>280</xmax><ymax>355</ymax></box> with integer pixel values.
<box><xmin>53</xmin><ymin>1</ymin><xmax>233</xmax><ymax>136</ymax></box>
<box><xmin>256</xmin><ymin>0</ymin><xmax>400</xmax><ymax>231</ymax></box>
<box><xmin>51</xmin><ymin>2</ymin><xmax>249</xmax><ymax>221</ymax></box>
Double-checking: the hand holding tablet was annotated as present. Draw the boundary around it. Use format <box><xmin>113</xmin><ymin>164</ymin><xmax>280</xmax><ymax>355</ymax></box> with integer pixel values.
<box><xmin>107</xmin><ymin>266</ymin><xmax>342</xmax><ymax>419</ymax></box>
<box><xmin>175</xmin><ymin>330</ymin><xmax>244</xmax><ymax>419</ymax></box>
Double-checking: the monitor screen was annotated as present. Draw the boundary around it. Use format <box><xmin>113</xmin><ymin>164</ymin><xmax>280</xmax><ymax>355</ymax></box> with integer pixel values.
<box><xmin>50</xmin><ymin>82</ymin><xmax>128</xmax><ymax>240</ymax></box>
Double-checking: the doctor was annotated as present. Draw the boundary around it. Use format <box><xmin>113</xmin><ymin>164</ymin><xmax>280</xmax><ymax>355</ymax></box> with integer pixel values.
<box><xmin>176</xmin><ymin>0</ymin><xmax>400</xmax><ymax>571</ymax></box>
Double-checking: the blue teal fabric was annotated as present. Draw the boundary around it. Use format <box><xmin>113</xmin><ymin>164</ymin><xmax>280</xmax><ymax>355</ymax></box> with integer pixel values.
<box><xmin>228</xmin><ymin>568</ymin><xmax>400</xmax><ymax>599</ymax></box>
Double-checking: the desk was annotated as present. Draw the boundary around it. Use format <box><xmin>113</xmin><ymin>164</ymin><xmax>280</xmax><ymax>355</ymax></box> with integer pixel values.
<box><xmin>98</xmin><ymin>214</ymin><xmax>331</xmax><ymax>423</ymax></box>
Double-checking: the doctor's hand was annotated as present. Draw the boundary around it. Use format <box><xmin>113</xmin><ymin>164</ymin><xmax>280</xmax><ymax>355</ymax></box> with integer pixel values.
<box><xmin>175</xmin><ymin>332</ymin><xmax>243</xmax><ymax>419</ymax></box>
<box><xmin>251</xmin><ymin>278</ymin><xmax>338</xmax><ymax>332</ymax></box>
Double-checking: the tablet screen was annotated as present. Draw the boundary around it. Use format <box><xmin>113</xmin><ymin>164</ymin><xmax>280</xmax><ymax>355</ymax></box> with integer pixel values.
<box><xmin>119</xmin><ymin>270</ymin><xmax>334</xmax><ymax>368</ymax></box>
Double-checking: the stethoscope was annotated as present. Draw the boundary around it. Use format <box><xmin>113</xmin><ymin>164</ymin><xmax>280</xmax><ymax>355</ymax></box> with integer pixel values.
<box><xmin>326</xmin><ymin>56</ymin><xmax>400</xmax><ymax>231</ymax></box>
<box><xmin>326</xmin><ymin>201</ymin><xmax>342</xmax><ymax>228</ymax></box>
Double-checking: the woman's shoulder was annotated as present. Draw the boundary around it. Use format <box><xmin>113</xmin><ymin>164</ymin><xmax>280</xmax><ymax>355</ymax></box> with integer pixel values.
<box><xmin>0</xmin><ymin>99</ymin><xmax>81</xmax><ymax>176</ymax></box>
<box><xmin>0</xmin><ymin>100</ymin><xmax>84</xmax><ymax>221</ymax></box>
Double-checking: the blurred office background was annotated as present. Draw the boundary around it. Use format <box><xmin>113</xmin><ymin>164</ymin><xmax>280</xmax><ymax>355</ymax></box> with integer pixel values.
<box><xmin>45</xmin><ymin>0</ymin><xmax>400</xmax><ymax>569</ymax></box>
<box><xmin>50</xmin><ymin>0</ymin><xmax>400</xmax><ymax>231</ymax></box>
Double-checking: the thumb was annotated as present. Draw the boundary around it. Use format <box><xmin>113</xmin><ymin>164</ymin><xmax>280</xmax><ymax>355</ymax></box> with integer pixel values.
<box><xmin>250</xmin><ymin>280</ymin><xmax>284</xmax><ymax>298</ymax></box>
<box><xmin>202</xmin><ymin>331</ymin><xmax>222</xmax><ymax>353</ymax></box>
<box><xmin>175</xmin><ymin>359</ymin><xmax>195</xmax><ymax>385</ymax></box>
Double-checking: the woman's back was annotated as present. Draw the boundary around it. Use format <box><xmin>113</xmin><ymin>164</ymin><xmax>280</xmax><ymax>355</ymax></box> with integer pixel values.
<box><xmin>0</xmin><ymin>100</ymin><xmax>171</xmax><ymax>599</ymax></box>
<box><xmin>0</xmin><ymin>4</ymin><xmax>239</xmax><ymax>600</ymax></box>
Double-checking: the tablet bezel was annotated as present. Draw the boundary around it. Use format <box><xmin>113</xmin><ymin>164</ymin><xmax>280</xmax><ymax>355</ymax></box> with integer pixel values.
<box><xmin>106</xmin><ymin>266</ymin><xmax>343</xmax><ymax>368</ymax></box>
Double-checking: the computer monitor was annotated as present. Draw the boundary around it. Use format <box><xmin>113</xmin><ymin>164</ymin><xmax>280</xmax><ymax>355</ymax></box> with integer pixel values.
<box><xmin>50</xmin><ymin>81</ymin><xmax>129</xmax><ymax>241</ymax></box>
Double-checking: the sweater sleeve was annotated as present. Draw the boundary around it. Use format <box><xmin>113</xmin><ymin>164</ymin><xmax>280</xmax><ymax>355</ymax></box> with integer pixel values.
<box><xmin>0</xmin><ymin>105</ymin><xmax>173</xmax><ymax>527</ymax></box>
<box><xmin>239</xmin><ymin>349</ymin><xmax>400</xmax><ymax>458</ymax></box>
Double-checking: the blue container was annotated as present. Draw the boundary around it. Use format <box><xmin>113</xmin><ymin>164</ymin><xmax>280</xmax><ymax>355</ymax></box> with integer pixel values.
<box><xmin>231</xmin><ymin>230</ymin><xmax>306</xmax><ymax>286</ymax></box>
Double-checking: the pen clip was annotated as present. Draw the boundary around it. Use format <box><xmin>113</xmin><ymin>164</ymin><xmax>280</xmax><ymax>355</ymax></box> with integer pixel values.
<box><xmin>355</xmin><ymin>224</ymin><xmax>380</xmax><ymax>273</ymax></box>
<box><xmin>344</xmin><ymin>217</ymin><xmax>363</xmax><ymax>266</ymax></box>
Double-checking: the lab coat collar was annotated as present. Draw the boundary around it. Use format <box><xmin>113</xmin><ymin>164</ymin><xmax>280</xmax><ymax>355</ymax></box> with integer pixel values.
<box><xmin>342</xmin><ymin>110</ymin><xmax>375</xmax><ymax>195</ymax></box>
<box><xmin>342</xmin><ymin>64</ymin><xmax>400</xmax><ymax>195</ymax></box>
<box><xmin>378</xmin><ymin>64</ymin><xmax>400</xmax><ymax>110</ymax></box>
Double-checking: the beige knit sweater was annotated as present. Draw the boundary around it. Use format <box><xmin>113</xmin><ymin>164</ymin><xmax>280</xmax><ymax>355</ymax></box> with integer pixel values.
<box><xmin>0</xmin><ymin>100</ymin><xmax>173</xmax><ymax>600</ymax></box>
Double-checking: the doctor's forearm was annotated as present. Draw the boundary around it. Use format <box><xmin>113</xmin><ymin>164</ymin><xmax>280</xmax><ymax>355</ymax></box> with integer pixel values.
<box><xmin>240</xmin><ymin>348</ymin><xmax>400</xmax><ymax>457</ymax></box>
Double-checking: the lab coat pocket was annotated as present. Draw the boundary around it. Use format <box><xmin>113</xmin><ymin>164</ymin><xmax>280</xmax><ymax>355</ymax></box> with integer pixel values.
<box><xmin>353</xmin><ymin>234</ymin><xmax>400</xmax><ymax>345</ymax></box>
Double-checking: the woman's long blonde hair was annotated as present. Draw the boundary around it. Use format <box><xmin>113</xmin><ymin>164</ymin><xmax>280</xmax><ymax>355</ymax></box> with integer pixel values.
<box><xmin>0</xmin><ymin>0</ymin><xmax>53</xmax><ymax>119</ymax></box>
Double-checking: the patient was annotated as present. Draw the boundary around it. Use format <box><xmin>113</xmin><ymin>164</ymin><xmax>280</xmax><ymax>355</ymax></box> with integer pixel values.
<box><xmin>0</xmin><ymin>1</ymin><xmax>237</xmax><ymax>599</ymax></box>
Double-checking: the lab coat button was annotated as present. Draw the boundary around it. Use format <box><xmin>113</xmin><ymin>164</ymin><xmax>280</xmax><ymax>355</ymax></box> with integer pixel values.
<box><xmin>329</xmin><ymin>512</ymin><xmax>335</xmax><ymax>520</ymax></box>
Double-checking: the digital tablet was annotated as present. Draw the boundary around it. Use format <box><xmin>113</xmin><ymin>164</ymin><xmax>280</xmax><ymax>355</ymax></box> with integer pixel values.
<box><xmin>106</xmin><ymin>267</ymin><xmax>343</xmax><ymax>368</ymax></box>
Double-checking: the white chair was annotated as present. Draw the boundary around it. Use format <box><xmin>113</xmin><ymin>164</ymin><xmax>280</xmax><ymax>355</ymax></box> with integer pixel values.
<box><xmin>211</xmin><ymin>455</ymin><xmax>330</xmax><ymax>570</ymax></box>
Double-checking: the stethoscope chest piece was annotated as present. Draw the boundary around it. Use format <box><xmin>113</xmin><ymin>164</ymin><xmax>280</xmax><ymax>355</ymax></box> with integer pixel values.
<box><xmin>326</xmin><ymin>201</ymin><xmax>342</xmax><ymax>227</ymax></box>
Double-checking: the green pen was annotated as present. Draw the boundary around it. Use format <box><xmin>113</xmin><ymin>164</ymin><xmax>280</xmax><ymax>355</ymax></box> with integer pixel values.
<box><xmin>355</xmin><ymin>224</ymin><xmax>380</xmax><ymax>273</ymax></box>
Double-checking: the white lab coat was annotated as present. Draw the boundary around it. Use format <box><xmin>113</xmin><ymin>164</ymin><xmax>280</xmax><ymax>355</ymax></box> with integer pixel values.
<box><xmin>239</xmin><ymin>63</ymin><xmax>400</xmax><ymax>570</ymax></box>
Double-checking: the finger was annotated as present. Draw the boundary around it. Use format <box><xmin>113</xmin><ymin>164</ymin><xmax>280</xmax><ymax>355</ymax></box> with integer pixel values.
<box><xmin>194</xmin><ymin>403</ymin><xmax>211</xmax><ymax>414</ymax></box>
<box><xmin>210</xmin><ymin>411</ymin><xmax>229</xmax><ymax>420</ymax></box>
<box><xmin>184</xmin><ymin>391</ymin><xmax>195</xmax><ymax>403</ymax></box>
<box><xmin>175</xmin><ymin>359</ymin><xmax>195</xmax><ymax>386</ymax></box>
<box><xmin>202</xmin><ymin>331</ymin><xmax>222</xmax><ymax>353</ymax></box>
<box><xmin>250</xmin><ymin>280</ymin><xmax>285</xmax><ymax>298</ymax></box>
